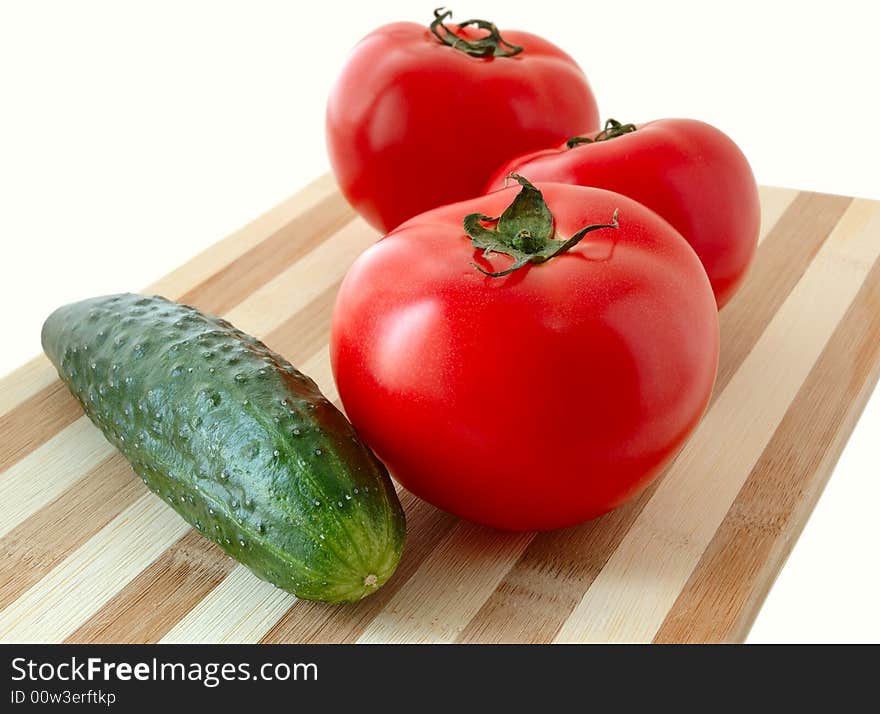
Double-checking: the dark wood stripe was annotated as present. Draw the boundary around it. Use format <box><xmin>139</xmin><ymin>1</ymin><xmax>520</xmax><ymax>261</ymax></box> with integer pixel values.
<box><xmin>0</xmin><ymin>381</ymin><xmax>82</xmax><ymax>474</ymax></box>
<box><xmin>715</xmin><ymin>192</ymin><xmax>852</xmax><ymax>389</ymax></box>
<box><xmin>258</xmin><ymin>280</ymin><xmax>342</xmax><ymax>360</ymax></box>
<box><xmin>65</xmin><ymin>530</ymin><xmax>234</xmax><ymax>644</ymax></box>
<box><xmin>654</xmin><ymin>250</ymin><xmax>880</xmax><ymax>643</ymax></box>
<box><xmin>56</xmin><ymin>281</ymin><xmax>343</xmax><ymax>642</ymax></box>
<box><xmin>178</xmin><ymin>192</ymin><xmax>354</xmax><ymax>314</ymax></box>
<box><xmin>0</xmin><ymin>194</ymin><xmax>354</xmax><ymax>477</ymax></box>
<box><xmin>0</xmin><ymin>453</ymin><xmax>141</xmax><ymax>611</ymax></box>
<box><xmin>260</xmin><ymin>493</ymin><xmax>457</xmax><ymax>643</ymax></box>
<box><xmin>457</xmin><ymin>191</ymin><xmax>854</xmax><ymax>643</ymax></box>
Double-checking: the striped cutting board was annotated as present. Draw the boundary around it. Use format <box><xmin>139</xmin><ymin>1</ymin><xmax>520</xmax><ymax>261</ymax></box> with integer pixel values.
<box><xmin>2</xmin><ymin>176</ymin><xmax>879</xmax><ymax>644</ymax></box>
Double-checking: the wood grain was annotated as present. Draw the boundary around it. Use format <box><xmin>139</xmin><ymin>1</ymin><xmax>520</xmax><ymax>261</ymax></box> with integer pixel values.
<box><xmin>1</xmin><ymin>418</ymin><xmax>111</xmax><ymax>539</ymax></box>
<box><xmin>0</xmin><ymin>381</ymin><xmax>82</xmax><ymax>474</ymax></box>
<box><xmin>148</xmin><ymin>174</ymin><xmax>345</xmax><ymax>302</ymax></box>
<box><xmin>159</xmin><ymin>565</ymin><xmax>294</xmax><ymax>644</ymax></box>
<box><xmin>0</xmin><ymin>180</ymin><xmax>877</xmax><ymax>644</ymax></box>
<box><xmin>654</xmin><ymin>214</ymin><xmax>880</xmax><ymax>643</ymax></box>
<box><xmin>457</xmin><ymin>191</ymin><xmax>850</xmax><ymax>643</ymax></box>
<box><xmin>0</xmin><ymin>357</ymin><xmax>57</xmax><ymax>417</ymax></box>
<box><xmin>554</xmin><ymin>198</ymin><xmax>880</xmax><ymax>643</ymax></box>
<box><xmin>0</xmin><ymin>454</ymin><xmax>140</xmax><ymax>611</ymax></box>
<box><xmin>176</xmin><ymin>192</ymin><xmax>353</xmax><ymax>316</ymax></box>
<box><xmin>0</xmin><ymin>496</ymin><xmax>190</xmax><ymax>643</ymax></box>
<box><xmin>65</xmin><ymin>530</ymin><xmax>236</xmax><ymax>644</ymax></box>
<box><xmin>261</xmin><ymin>495</ymin><xmax>457</xmax><ymax>644</ymax></box>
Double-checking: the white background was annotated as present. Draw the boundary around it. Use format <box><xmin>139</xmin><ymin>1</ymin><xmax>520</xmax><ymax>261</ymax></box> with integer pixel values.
<box><xmin>1</xmin><ymin>0</ymin><xmax>878</xmax><ymax>642</ymax></box>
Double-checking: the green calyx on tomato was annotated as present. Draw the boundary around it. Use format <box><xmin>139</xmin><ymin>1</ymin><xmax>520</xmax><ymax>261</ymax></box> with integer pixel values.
<box><xmin>566</xmin><ymin>119</ymin><xmax>638</xmax><ymax>148</ymax></box>
<box><xmin>429</xmin><ymin>7</ymin><xmax>524</xmax><ymax>58</ymax></box>
<box><xmin>464</xmin><ymin>174</ymin><xmax>619</xmax><ymax>278</ymax></box>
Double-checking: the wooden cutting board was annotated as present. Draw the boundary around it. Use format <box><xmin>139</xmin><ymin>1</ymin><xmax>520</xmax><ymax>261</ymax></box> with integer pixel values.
<box><xmin>1</xmin><ymin>176</ymin><xmax>879</xmax><ymax>644</ymax></box>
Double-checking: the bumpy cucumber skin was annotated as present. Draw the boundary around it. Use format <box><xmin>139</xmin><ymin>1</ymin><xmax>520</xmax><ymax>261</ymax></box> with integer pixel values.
<box><xmin>42</xmin><ymin>293</ymin><xmax>405</xmax><ymax>603</ymax></box>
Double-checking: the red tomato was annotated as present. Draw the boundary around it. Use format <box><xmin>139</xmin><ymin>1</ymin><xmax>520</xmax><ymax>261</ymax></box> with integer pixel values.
<box><xmin>330</xmin><ymin>178</ymin><xmax>719</xmax><ymax>531</ymax></box>
<box><xmin>486</xmin><ymin>118</ymin><xmax>761</xmax><ymax>308</ymax></box>
<box><xmin>326</xmin><ymin>9</ymin><xmax>599</xmax><ymax>233</ymax></box>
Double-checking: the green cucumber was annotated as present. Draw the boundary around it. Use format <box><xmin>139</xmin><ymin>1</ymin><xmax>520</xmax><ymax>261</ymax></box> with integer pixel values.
<box><xmin>42</xmin><ymin>293</ymin><xmax>405</xmax><ymax>603</ymax></box>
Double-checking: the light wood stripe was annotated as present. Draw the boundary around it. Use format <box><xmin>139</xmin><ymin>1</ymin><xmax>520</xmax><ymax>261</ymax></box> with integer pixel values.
<box><xmin>0</xmin><ymin>454</ymin><xmax>141</xmax><ymax>612</ymax></box>
<box><xmin>175</xmin><ymin>191</ymin><xmax>353</xmax><ymax>316</ymax></box>
<box><xmin>756</xmin><ymin>186</ymin><xmax>799</xmax><ymax>247</ymax></box>
<box><xmin>0</xmin><ymin>418</ymin><xmax>111</xmax><ymax>539</ymax></box>
<box><xmin>457</xmin><ymin>498</ymin><xmax>653</xmax><ymax>644</ymax></box>
<box><xmin>147</xmin><ymin>174</ymin><xmax>342</xmax><ymax>302</ymax></box>
<box><xmin>305</xmin><ymin>346</ymin><xmax>337</xmax><ymax>405</ymax></box>
<box><xmin>0</xmin><ymin>495</ymin><xmax>190</xmax><ymax>643</ymax></box>
<box><xmin>0</xmin><ymin>356</ymin><xmax>56</xmax><ymax>417</ymax></box>
<box><xmin>554</xmin><ymin>198</ymin><xmax>880</xmax><ymax>643</ymax></box>
<box><xmin>0</xmin><ymin>381</ymin><xmax>83</xmax><ymax>475</ymax></box>
<box><xmin>223</xmin><ymin>218</ymin><xmax>374</xmax><ymax>338</ymax></box>
<box><xmin>713</xmin><ymin>193</ymin><xmax>851</xmax><ymax>383</ymax></box>
<box><xmin>160</xmin><ymin>565</ymin><xmax>295</xmax><ymax>644</ymax></box>
<box><xmin>654</xmin><ymin>253</ymin><xmax>880</xmax><ymax>643</ymax></box>
<box><xmin>260</xmin><ymin>281</ymin><xmax>342</xmax><ymax>362</ymax></box>
<box><xmin>357</xmin><ymin>525</ymin><xmax>533</xmax><ymax>644</ymax></box>
<box><xmin>261</xmin><ymin>495</ymin><xmax>456</xmax><ymax>644</ymax></box>
<box><xmin>66</xmin><ymin>530</ymin><xmax>237</xmax><ymax>644</ymax></box>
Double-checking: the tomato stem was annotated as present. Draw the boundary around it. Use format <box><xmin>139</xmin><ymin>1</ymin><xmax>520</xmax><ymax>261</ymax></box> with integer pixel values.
<box><xmin>465</xmin><ymin>174</ymin><xmax>619</xmax><ymax>278</ymax></box>
<box><xmin>567</xmin><ymin>119</ymin><xmax>637</xmax><ymax>148</ymax></box>
<box><xmin>429</xmin><ymin>7</ymin><xmax>523</xmax><ymax>58</ymax></box>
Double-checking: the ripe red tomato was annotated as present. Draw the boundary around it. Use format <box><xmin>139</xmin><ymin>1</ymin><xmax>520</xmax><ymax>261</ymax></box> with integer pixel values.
<box><xmin>326</xmin><ymin>9</ymin><xmax>599</xmax><ymax>233</ymax></box>
<box><xmin>330</xmin><ymin>178</ymin><xmax>719</xmax><ymax>531</ymax></box>
<box><xmin>486</xmin><ymin>118</ymin><xmax>761</xmax><ymax>308</ymax></box>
